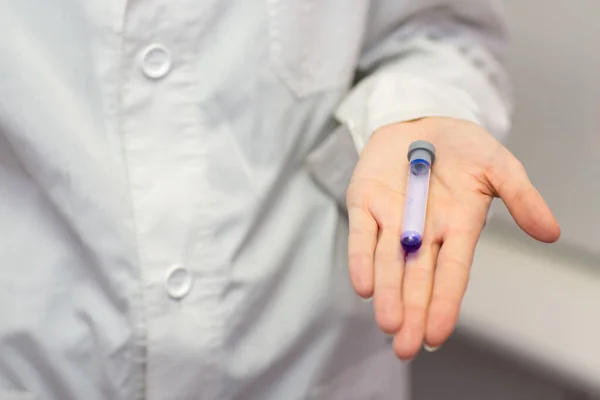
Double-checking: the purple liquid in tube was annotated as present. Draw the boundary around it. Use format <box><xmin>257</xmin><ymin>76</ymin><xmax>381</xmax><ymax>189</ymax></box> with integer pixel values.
<box><xmin>401</xmin><ymin>141</ymin><xmax>435</xmax><ymax>253</ymax></box>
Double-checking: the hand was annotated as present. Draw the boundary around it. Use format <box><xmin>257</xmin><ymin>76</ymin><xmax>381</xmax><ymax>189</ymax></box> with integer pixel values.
<box><xmin>346</xmin><ymin>117</ymin><xmax>560</xmax><ymax>360</ymax></box>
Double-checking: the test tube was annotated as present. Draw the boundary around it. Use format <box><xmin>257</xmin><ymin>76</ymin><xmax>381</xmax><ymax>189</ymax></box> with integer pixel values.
<box><xmin>401</xmin><ymin>140</ymin><xmax>436</xmax><ymax>253</ymax></box>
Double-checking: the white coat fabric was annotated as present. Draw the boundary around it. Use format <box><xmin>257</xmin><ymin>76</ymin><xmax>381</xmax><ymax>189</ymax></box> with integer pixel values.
<box><xmin>0</xmin><ymin>1</ymin><xmax>511</xmax><ymax>399</ymax></box>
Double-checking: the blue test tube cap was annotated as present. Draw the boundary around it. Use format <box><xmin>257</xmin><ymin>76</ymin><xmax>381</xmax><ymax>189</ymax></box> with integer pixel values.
<box><xmin>407</xmin><ymin>140</ymin><xmax>436</xmax><ymax>165</ymax></box>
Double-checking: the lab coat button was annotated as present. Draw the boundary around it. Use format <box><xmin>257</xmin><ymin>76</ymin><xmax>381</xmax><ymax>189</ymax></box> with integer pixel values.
<box><xmin>165</xmin><ymin>264</ymin><xmax>193</xmax><ymax>300</ymax></box>
<box><xmin>141</xmin><ymin>44</ymin><xmax>171</xmax><ymax>79</ymax></box>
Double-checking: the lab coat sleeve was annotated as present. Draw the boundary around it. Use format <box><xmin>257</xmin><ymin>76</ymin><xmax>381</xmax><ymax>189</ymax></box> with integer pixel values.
<box><xmin>335</xmin><ymin>0</ymin><xmax>513</xmax><ymax>152</ymax></box>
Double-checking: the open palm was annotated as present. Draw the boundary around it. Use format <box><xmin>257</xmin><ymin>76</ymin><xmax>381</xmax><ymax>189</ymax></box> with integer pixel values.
<box><xmin>346</xmin><ymin>117</ymin><xmax>560</xmax><ymax>360</ymax></box>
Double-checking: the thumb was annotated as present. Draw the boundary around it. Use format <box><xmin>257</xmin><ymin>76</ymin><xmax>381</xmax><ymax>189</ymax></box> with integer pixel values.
<box><xmin>487</xmin><ymin>148</ymin><xmax>560</xmax><ymax>243</ymax></box>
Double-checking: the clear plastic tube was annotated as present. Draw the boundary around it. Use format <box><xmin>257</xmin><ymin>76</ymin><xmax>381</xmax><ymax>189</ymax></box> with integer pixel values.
<box><xmin>401</xmin><ymin>158</ymin><xmax>431</xmax><ymax>253</ymax></box>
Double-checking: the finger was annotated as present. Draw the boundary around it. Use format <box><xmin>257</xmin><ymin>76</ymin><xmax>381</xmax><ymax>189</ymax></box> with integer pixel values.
<box><xmin>347</xmin><ymin>206</ymin><xmax>378</xmax><ymax>298</ymax></box>
<box><xmin>424</xmin><ymin>230</ymin><xmax>479</xmax><ymax>348</ymax></box>
<box><xmin>487</xmin><ymin>149</ymin><xmax>560</xmax><ymax>243</ymax></box>
<box><xmin>373</xmin><ymin>226</ymin><xmax>404</xmax><ymax>334</ymax></box>
<box><xmin>392</xmin><ymin>240</ymin><xmax>440</xmax><ymax>360</ymax></box>
<box><xmin>369</xmin><ymin>186</ymin><xmax>406</xmax><ymax>334</ymax></box>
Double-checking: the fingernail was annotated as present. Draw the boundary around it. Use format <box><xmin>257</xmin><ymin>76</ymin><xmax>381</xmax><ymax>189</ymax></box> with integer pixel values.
<box><xmin>361</xmin><ymin>296</ymin><xmax>373</xmax><ymax>303</ymax></box>
<box><xmin>423</xmin><ymin>344</ymin><xmax>441</xmax><ymax>352</ymax></box>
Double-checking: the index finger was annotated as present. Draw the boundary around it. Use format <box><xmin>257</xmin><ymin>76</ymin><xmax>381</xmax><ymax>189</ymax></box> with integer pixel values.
<box><xmin>425</xmin><ymin>229</ymin><xmax>480</xmax><ymax>348</ymax></box>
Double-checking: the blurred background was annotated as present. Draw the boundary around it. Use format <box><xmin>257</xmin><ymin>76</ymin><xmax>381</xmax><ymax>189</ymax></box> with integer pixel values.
<box><xmin>411</xmin><ymin>0</ymin><xmax>600</xmax><ymax>399</ymax></box>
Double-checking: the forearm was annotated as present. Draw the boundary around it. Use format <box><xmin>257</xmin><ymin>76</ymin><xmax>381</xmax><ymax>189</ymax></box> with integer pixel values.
<box><xmin>336</xmin><ymin>1</ymin><xmax>512</xmax><ymax>151</ymax></box>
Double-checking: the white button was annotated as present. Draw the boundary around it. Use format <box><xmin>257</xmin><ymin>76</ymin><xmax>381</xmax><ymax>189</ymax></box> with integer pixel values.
<box><xmin>165</xmin><ymin>264</ymin><xmax>193</xmax><ymax>300</ymax></box>
<box><xmin>141</xmin><ymin>44</ymin><xmax>171</xmax><ymax>79</ymax></box>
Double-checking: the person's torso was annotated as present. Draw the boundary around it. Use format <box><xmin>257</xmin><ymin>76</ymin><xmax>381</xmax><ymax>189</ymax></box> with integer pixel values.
<box><xmin>0</xmin><ymin>1</ymin><xmax>408</xmax><ymax>399</ymax></box>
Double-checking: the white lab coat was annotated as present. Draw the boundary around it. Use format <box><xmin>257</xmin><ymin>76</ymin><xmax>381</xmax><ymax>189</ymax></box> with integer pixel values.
<box><xmin>0</xmin><ymin>1</ymin><xmax>510</xmax><ymax>399</ymax></box>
